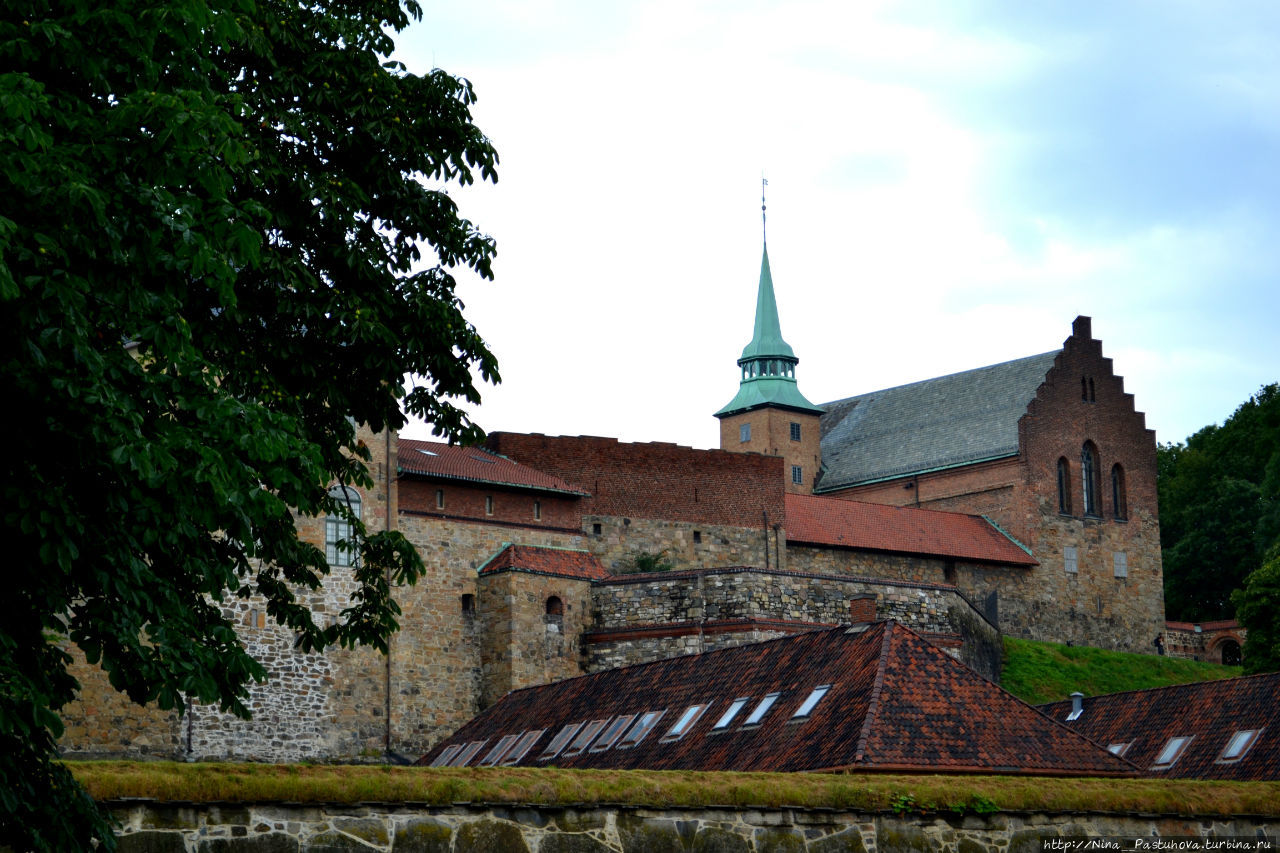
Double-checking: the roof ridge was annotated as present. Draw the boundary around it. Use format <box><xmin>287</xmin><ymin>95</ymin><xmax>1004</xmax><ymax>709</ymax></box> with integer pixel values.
<box><xmin>819</xmin><ymin>349</ymin><xmax>1061</xmax><ymax>407</ymax></box>
<box><xmin>853</xmin><ymin>621</ymin><xmax>895</xmax><ymax>763</ymax></box>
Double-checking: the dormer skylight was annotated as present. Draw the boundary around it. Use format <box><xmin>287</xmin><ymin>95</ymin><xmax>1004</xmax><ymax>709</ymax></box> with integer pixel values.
<box><xmin>430</xmin><ymin>744</ymin><xmax>462</xmax><ymax>767</ymax></box>
<box><xmin>480</xmin><ymin>734</ymin><xmax>520</xmax><ymax>766</ymax></box>
<box><xmin>590</xmin><ymin>714</ymin><xmax>636</xmax><ymax>752</ymax></box>
<box><xmin>742</xmin><ymin>692</ymin><xmax>781</xmax><ymax>727</ymax></box>
<box><xmin>503</xmin><ymin>729</ymin><xmax>545</xmax><ymax>765</ymax></box>
<box><xmin>417</xmin><ymin>449</ymin><xmax>438</xmax><ymax>457</ymax></box>
<box><xmin>451</xmin><ymin>739</ymin><xmax>488</xmax><ymax>767</ymax></box>
<box><xmin>662</xmin><ymin>703</ymin><xmax>709</xmax><ymax>742</ymax></box>
<box><xmin>1106</xmin><ymin>742</ymin><xmax>1132</xmax><ymax>757</ymax></box>
<box><xmin>619</xmin><ymin>710</ymin><xmax>666</xmax><ymax>748</ymax></box>
<box><xmin>712</xmin><ymin>698</ymin><xmax>750</xmax><ymax>731</ymax></box>
<box><xmin>1152</xmin><ymin>735</ymin><xmax>1193</xmax><ymax>769</ymax></box>
<box><xmin>791</xmin><ymin>685</ymin><xmax>831</xmax><ymax>720</ymax></box>
<box><xmin>539</xmin><ymin>723</ymin><xmax>582</xmax><ymax>761</ymax></box>
<box><xmin>1218</xmin><ymin>729</ymin><xmax>1262</xmax><ymax>763</ymax></box>
<box><xmin>562</xmin><ymin>718</ymin><xmax>609</xmax><ymax>757</ymax></box>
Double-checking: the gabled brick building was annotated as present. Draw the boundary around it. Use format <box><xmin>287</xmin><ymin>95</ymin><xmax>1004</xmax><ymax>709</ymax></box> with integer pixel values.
<box><xmin>421</xmin><ymin>621</ymin><xmax>1136</xmax><ymax>777</ymax></box>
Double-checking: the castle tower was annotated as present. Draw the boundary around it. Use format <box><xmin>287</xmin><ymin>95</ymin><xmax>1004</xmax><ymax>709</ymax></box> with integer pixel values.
<box><xmin>715</xmin><ymin>240</ymin><xmax>824</xmax><ymax>494</ymax></box>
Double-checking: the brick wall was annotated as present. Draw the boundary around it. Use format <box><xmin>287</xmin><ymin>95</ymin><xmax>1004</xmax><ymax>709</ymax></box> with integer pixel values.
<box><xmin>399</xmin><ymin>477</ymin><xmax>582</xmax><ymax>530</ymax></box>
<box><xmin>717</xmin><ymin>407</ymin><xmax>823</xmax><ymax>494</ymax></box>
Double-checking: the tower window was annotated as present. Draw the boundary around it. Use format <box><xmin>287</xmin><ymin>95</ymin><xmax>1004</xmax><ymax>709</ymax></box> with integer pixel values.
<box><xmin>791</xmin><ymin>465</ymin><xmax>803</xmax><ymax>485</ymax></box>
<box><xmin>1081</xmin><ymin>442</ymin><xmax>1101</xmax><ymax>517</ymax></box>
<box><xmin>1111</xmin><ymin>464</ymin><xmax>1127</xmax><ymax>520</ymax></box>
<box><xmin>1064</xmin><ymin>546</ymin><xmax>1078</xmax><ymax>574</ymax></box>
<box><xmin>789</xmin><ymin>422</ymin><xmax>801</xmax><ymax>442</ymax></box>
<box><xmin>1113</xmin><ymin>551</ymin><xmax>1128</xmax><ymax>578</ymax></box>
<box><xmin>1057</xmin><ymin>458</ymin><xmax>1073</xmax><ymax>515</ymax></box>
<box><xmin>740</xmin><ymin>423</ymin><xmax>751</xmax><ymax>443</ymax></box>
<box><xmin>461</xmin><ymin>593</ymin><xmax>476</xmax><ymax>617</ymax></box>
<box><xmin>325</xmin><ymin>485</ymin><xmax>361</xmax><ymax>567</ymax></box>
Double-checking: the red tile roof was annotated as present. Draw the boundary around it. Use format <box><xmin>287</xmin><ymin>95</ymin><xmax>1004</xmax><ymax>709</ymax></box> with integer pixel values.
<box><xmin>785</xmin><ymin>494</ymin><xmax>1037</xmax><ymax>566</ymax></box>
<box><xmin>478</xmin><ymin>544</ymin><xmax>609</xmax><ymax>581</ymax></box>
<box><xmin>419</xmin><ymin>621</ymin><xmax>1133</xmax><ymax>776</ymax></box>
<box><xmin>1038</xmin><ymin>673</ymin><xmax>1280</xmax><ymax>780</ymax></box>
<box><xmin>398</xmin><ymin>439</ymin><xmax>588</xmax><ymax>496</ymax></box>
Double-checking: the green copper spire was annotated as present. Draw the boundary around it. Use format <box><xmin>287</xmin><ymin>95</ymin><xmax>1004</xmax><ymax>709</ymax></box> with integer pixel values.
<box><xmin>715</xmin><ymin>241</ymin><xmax>824</xmax><ymax>418</ymax></box>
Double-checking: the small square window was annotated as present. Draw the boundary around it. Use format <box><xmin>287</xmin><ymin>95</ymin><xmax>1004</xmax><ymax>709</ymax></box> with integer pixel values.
<box><xmin>663</xmin><ymin>704</ymin><xmax>709</xmax><ymax>741</ymax></box>
<box><xmin>485</xmin><ymin>496</ymin><xmax>494</xmax><ymax>515</ymax></box>
<box><xmin>1113</xmin><ymin>551</ymin><xmax>1128</xmax><ymax>578</ymax></box>
<box><xmin>790</xmin><ymin>422</ymin><xmax>801</xmax><ymax>441</ymax></box>
<box><xmin>791</xmin><ymin>466</ymin><xmax>803</xmax><ymax>485</ymax></box>
<box><xmin>592</xmin><ymin>523</ymin><xmax>602</xmax><ymax>536</ymax></box>
<box><xmin>1219</xmin><ymin>729</ymin><xmax>1261</xmax><ymax>763</ymax></box>
<box><xmin>1064</xmin><ymin>546</ymin><xmax>1078</xmax><ymax>574</ymax></box>
<box><xmin>743</xmin><ymin>692</ymin><xmax>781</xmax><ymax>727</ymax></box>
<box><xmin>712</xmin><ymin>698</ymin><xmax>750</xmax><ymax>731</ymax></box>
<box><xmin>1152</xmin><ymin>735</ymin><xmax>1193</xmax><ymax>768</ymax></box>
<box><xmin>436</xmin><ymin>489</ymin><xmax>445</xmax><ymax>509</ymax></box>
<box><xmin>740</xmin><ymin>423</ymin><xmax>752</xmax><ymax>443</ymax></box>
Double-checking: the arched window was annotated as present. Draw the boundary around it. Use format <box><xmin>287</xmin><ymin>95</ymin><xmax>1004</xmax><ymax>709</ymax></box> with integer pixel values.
<box><xmin>325</xmin><ymin>485</ymin><xmax>361</xmax><ymax>566</ymax></box>
<box><xmin>545</xmin><ymin>596</ymin><xmax>564</xmax><ymax>632</ymax></box>
<box><xmin>1111</xmin><ymin>464</ymin><xmax>1127</xmax><ymax>520</ymax></box>
<box><xmin>1057</xmin><ymin>457</ymin><xmax>1073</xmax><ymax>515</ymax></box>
<box><xmin>1081</xmin><ymin>442</ymin><xmax>1100</xmax><ymax>517</ymax></box>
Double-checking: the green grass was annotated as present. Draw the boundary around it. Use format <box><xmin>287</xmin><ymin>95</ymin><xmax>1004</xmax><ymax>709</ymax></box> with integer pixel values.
<box><xmin>69</xmin><ymin>762</ymin><xmax>1280</xmax><ymax>817</ymax></box>
<box><xmin>1000</xmin><ymin>636</ymin><xmax>1241</xmax><ymax>706</ymax></box>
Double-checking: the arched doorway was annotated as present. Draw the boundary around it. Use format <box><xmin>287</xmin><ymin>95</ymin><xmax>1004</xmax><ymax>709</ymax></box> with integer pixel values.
<box><xmin>1220</xmin><ymin>639</ymin><xmax>1242</xmax><ymax>667</ymax></box>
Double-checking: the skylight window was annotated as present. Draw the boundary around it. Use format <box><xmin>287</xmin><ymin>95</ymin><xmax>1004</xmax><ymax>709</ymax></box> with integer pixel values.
<box><xmin>1106</xmin><ymin>742</ymin><xmax>1132</xmax><ymax>757</ymax></box>
<box><xmin>451</xmin><ymin>740</ymin><xmax>488</xmax><ymax>767</ymax></box>
<box><xmin>562</xmin><ymin>719</ymin><xmax>609</xmax><ymax>757</ymax></box>
<box><xmin>742</xmin><ymin>692</ymin><xmax>781</xmax><ymax>727</ymax></box>
<box><xmin>539</xmin><ymin>723</ymin><xmax>582</xmax><ymax>761</ymax></box>
<box><xmin>1152</xmin><ymin>735</ymin><xmax>1193</xmax><ymax>768</ymax></box>
<box><xmin>480</xmin><ymin>734</ymin><xmax>520</xmax><ymax>766</ymax></box>
<box><xmin>1219</xmin><ymin>729</ymin><xmax>1261</xmax><ymax>763</ymax></box>
<box><xmin>590</xmin><ymin>714</ymin><xmax>636</xmax><ymax>752</ymax></box>
<box><xmin>791</xmin><ymin>685</ymin><xmax>831</xmax><ymax>720</ymax></box>
<box><xmin>429</xmin><ymin>744</ymin><xmax>462</xmax><ymax>767</ymax></box>
<box><xmin>712</xmin><ymin>698</ymin><xmax>750</xmax><ymax>731</ymax></box>
<box><xmin>662</xmin><ymin>704</ymin><xmax>709</xmax><ymax>742</ymax></box>
<box><xmin>502</xmin><ymin>729</ymin><xmax>545</xmax><ymax>765</ymax></box>
<box><xmin>417</xmin><ymin>449</ymin><xmax>438</xmax><ymax>457</ymax></box>
<box><xmin>619</xmin><ymin>710</ymin><xmax>666</xmax><ymax>748</ymax></box>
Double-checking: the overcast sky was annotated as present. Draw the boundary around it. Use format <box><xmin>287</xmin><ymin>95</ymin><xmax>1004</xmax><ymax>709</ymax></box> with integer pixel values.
<box><xmin>394</xmin><ymin>1</ymin><xmax>1279</xmax><ymax>450</ymax></box>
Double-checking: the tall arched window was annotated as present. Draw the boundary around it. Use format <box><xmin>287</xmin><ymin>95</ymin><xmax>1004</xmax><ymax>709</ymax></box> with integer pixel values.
<box><xmin>325</xmin><ymin>485</ymin><xmax>362</xmax><ymax>566</ymax></box>
<box><xmin>1111</xmin><ymin>464</ymin><xmax>1127</xmax><ymax>520</ymax></box>
<box><xmin>1057</xmin><ymin>458</ymin><xmax>1073</xmax><ymax>515</ymax></box>
<box><xmin>1081</xmin><ymin>442</ymin><xmax>1101</xmax><ymax>517</ymax></box>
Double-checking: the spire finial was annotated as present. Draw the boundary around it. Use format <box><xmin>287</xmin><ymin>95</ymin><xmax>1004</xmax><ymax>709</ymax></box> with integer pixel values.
<box><xmin>761</xmin><ymin>175</ymin><xmax>768</xmax><ymax>243</ymax></box>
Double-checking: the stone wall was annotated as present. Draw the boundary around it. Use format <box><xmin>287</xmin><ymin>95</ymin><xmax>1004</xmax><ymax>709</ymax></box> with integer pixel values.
<box><xmin>106</xmin><ymin>800</ymin><xmax>1280</xmax><ymax>853</ymax></box>
<box><xmin>1165</xmin><ymin>621</ymin><xmax>1246</xmax><ymax>665</ymax></box>
<box><xmin>585</xmin><ymin>515</ymin><xmax>783</xmax><ymax>574</ymax></box>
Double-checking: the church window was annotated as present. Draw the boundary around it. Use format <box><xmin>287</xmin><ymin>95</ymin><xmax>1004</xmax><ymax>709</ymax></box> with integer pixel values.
<box><xmin>1081</xmin><ymin>442</ymin><xmax>1101</xmax><ymax>516</ymax></box>
<box><xmin>325</xmin><ymin>485</ymin><xmax>361</xmax><ymax>567</ymax></box>
<box><xmin>1064</xmin><ymin>546</ymin><xmax>1078</xmax><ymax>574</ymax></box>
<box><xmin>740</xmin><ymin>423</ymin><xmax>751</xmax><ymax>443</ymax></box>
<box><xmin>1111</xmin><ymin>464</ymin><xmax>1127</xmax><ymax>520</ymax></box>
<box><xmin>1081</xmin><ymin>376</ymin><xmax>1096</xmax><ymax>402</ymax></box>
<box><xmin>791</xmin><ymin>465</ymin><xmax>803</xmax><ymax>485</ymax></box>
<box><xmin>1057</xmin><ymin>458</ymin><xmax>1072</xmax><ymax>514</ymax></box>
<box><xmin>1113</xmin><ymin>551</ymin><xmax>1128</xmax><ymax>578</ymax></box>
<box><xmin>790</xmin><ymin>422</ymin><xmax>801</xmax><ymax>441</ymax></box>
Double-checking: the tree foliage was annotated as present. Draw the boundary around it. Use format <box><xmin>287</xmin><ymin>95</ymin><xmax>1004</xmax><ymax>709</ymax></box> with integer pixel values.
<box><xmin>0</xmin><ymin>0</ymin><xmax>498</xmax><ymax>848</ymax></box>
<box><xmin>1157</xmin><ymin>385</ymin><xmax>1280</xmax><ymax>622</ymax></box>
<box><xmin>1232</xmin><ymin>550</ymin><xmax>1280</xmax><ymax>674</ymax></box>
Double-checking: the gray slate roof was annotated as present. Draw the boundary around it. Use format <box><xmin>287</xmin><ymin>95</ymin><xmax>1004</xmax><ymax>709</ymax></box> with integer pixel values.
<box><xmin>816</xmin><ymin>350</ymin><xmax>1060</xmax><ymax>492</ymax></box>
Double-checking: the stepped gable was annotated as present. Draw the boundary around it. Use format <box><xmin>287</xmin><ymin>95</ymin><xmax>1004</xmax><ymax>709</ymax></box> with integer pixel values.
<box><xmin>420</xmin><ymin>621</ymin><xmax>1136</xmax><ymax>776</ymax></box>
<box><xmin>479</xmin><ymin>544</ymin><xmax>609</xmax><ymax>581</ymax></box>
<box><xmin>817</xmin><ymin>350</ymin><xmax>1059</xmax><ymax>492</ymax></box>
<box><xmin>1039</xmin><ymin>673</ymin><xmax>1280</xmax><ymax>780</ymax></box>
<box><xmin>398</xmin><ymin>438</ymin><xmax>588</xmax><ymax>495</ymax></box>
<box><xmin>786</xmin><ymin>494</ymin><xmax>1035</xmax><ymax>566</ymax></box>
<box><xmin>485</xmin><ymin>433</ymin><xmax>785</xmax><ymax>527</ymax></box>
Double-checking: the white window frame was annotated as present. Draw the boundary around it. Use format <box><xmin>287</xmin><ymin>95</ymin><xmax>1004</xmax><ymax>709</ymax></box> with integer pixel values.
<box><xmin>740</xmin><ymin>423</ymin><xmax>751</xmax><ymax>443</ymax></box>
<box><xmin>502</xmin><ymin>729</ymin><xmax>545</xmax><ymax>765</ymax></box>
<box><xmin>618</xmin><ymin>710</ymin><xmax>666</xmax><ymax>749</ymax></box>
<box><xmin>1064</xmin><ymin>546</ymin><xmax>1078</xmax><ymax>575</ymax></box>
<box><xmin>539</xmin><ymin>723</ymin><xmax>582</xmax><ymax>761</ymax></box>
<box><xmin>1218</xmin><ymin>729</ymin><xmax>1262</xmax><ymax>763</ymax></box>
<box><xmin>561</xmin><ymin>719</ymin><xmax>608</xmax><ymax>757</ymax></box>
<box><xmin>742</xmin><ymin>692</ymin><xmax>781</xmax><ymax>727</ymax></box>
<box><xmin>590</xmin><ymin>714</ymin><xmax>636</xmax><ymax>753</ymax></box>
<box><xmin>1152</xmin><ymin>735</ymin><xmax>1193</xmax><ymax>769</ymax></box>
<box><xmin>1113</xmin><ymin>551</ymin><xmax>1128</xmax><ymax>578</ymax></box>
<box><xmin>325</xmin><ymin>485</ymin><xmax>361</xmax><ymax>567</ymax></box>
<box><xmin>791</xmin><ymin>685</ymin><xmax>831</xmax><ymax>720</ymax></box>
<box><xmin>712</xmin><ymin>697</ymin><xmax>750</xmax><ymax>731</ymax></box>
<box><xmin>662</xmin><ymin>704</ymin><xmax>709</xmax><ymax>742</ymax></box>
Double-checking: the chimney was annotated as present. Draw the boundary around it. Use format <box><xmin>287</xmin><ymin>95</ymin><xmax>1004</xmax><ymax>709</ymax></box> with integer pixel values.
<box><xmin>849</xmin><ymin>594</ymin><xmax>876</xmax><ymax>624</ymax></box>
<box><xmin>1067</xmin><ymin>692</ymin><xmax>1084</xmax><ymax>721</ymax></box>
<box><xmin>1072</xmin><ymin>315</ymin><xmax>1092</xmax><ymax>339</ymax></box>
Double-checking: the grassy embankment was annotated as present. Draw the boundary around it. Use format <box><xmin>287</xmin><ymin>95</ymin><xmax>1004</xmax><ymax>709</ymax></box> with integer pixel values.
<box><xmin>70</xmin><ymin>638</ymin><xmax>1267</xmax><ymax>814</ymax></box>
<box><xmin>1000</xmin><ymin>636</ymin><xmax>1242</xmax><ymax>706</ymax></box>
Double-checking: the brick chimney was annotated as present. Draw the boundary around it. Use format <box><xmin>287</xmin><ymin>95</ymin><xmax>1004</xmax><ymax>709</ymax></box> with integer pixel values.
<box><xmin>849</xmin><ymin>594</ymin><xmax>877</xmax><ymax>624</ymax></box>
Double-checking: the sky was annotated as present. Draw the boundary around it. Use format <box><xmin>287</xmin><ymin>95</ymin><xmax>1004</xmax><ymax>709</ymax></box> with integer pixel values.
<box><xmin>393</xmin><ymin>0</ymin><xmax>1280</xmax><ymax>450</ymax></box>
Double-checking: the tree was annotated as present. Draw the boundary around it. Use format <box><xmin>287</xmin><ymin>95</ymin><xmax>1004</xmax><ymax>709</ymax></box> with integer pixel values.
<box><xmin>1232</xmin><ymin>551</ymin><xmax>1280</xmax><ymax>674</ymax></box>
<box><xmin>1157</xmin><ymin>385</ymin><xmax>1280</xmax><ymax>621</ymax></box>
<box><xmin>0</xmin><ymin>0</ymin><xmax>499</xmax><ymax>848</ymax></box>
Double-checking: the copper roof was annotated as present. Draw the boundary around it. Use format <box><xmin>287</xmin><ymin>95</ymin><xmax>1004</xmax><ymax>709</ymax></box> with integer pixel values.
<box><xmin>479</xmin><ymin>544</ymin><xmax>609</xmax><ymax>581</ymax></box>
<box><xmin>1039</xmin><ymin>673</ymin><xmax>1280</xmax><ymax>780</ymax></box>
<box><xmin>785</xmin><ymin>494</ymin><xmax>1036</xmax><ymax>566</ymax></box>
<box><xmin>398</xmin><ymin>439</ymin><xmax>588</xmax><ymax>496</ymax></box>
<box><xmin>420</xmin><ymin>621</ymin><xmax>1134</xmax><ymax>776</ymax></box>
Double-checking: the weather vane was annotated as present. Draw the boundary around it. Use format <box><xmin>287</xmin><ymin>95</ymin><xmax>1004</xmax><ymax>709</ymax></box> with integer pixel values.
<box><xmin>762</xmin><ymin>175</ymin><xmax>768</xmax><ymax>242</ymax></box>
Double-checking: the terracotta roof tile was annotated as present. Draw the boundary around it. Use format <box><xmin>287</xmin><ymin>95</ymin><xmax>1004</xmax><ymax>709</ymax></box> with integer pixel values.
<box><xmin>1038</xmin><ymin>673</ymin><xmax>1280</xmax><ymax>780</ymax></box>
<box><xmin>785</xmin><ymin>494</ymin><xmax>1036</xmax><ymax>566</ymax></box>
<box><xmin>398</xmin><ymin>439</ymin><xmax>588</xmax><ymax>496</ymax></box>
<box><xmin>478</xmin><ymin>544</ymin><xmax>609</xmax><ymax>581</ymax></box>
<box><xmin>420</xmin><ymin>622</ymin><xmax>1132</xmax><ymax>776</ymax></box>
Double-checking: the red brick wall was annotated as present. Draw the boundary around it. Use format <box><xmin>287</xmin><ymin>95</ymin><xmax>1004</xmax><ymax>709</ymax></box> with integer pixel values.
<box><xmin>486</xmin><ymin>433</ymin><xmax>787</xmax><ymax>528</ymax></box>
<box><xmin>399</xmin><ymin>478</ymin><xmax>581</xmax><ymax>530</ymax></box>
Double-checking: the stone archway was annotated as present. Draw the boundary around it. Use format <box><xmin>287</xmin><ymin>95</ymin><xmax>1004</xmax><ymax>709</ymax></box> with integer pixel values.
<box><xmin>1219</xmin><ymin>639</ymin><xmax>1242</xmax><ymax>667</ymax></box>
